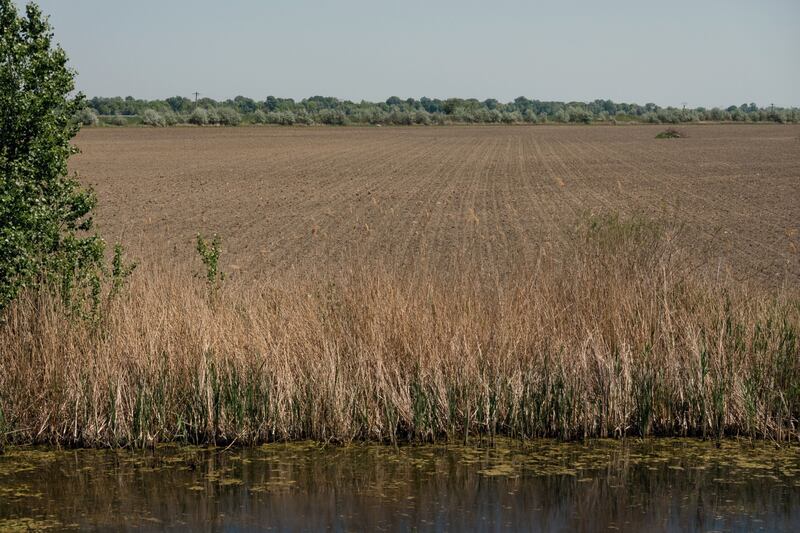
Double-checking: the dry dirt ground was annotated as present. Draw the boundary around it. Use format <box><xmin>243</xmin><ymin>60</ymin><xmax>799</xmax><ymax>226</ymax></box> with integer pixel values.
<box><xmin>71</xmin><ymin>124</ymin><xmax>800</xmax><ymax>285</ymax></box>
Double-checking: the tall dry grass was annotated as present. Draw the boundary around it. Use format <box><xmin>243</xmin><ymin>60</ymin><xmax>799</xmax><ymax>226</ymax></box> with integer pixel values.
<box><xmin>1</xmin><ymin>215</ymin><xmax>798</xmax><ymax>447</ymax></box>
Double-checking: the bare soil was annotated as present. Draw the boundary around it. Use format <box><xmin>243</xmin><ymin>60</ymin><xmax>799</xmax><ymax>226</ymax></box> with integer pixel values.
<box><xmin>71</xmin><ymin>124</ymin><xmax>800</xmax><ymax>284</ymax></box>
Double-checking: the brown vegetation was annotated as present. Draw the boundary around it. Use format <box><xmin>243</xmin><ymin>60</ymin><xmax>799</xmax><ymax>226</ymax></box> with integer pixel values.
<box><xmin>1</xmin><ymin>215</ymin><xmax>798</xmax><ymax>447</ymax></box>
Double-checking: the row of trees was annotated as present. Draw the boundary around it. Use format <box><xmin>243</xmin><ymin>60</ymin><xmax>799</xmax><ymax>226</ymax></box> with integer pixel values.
<box><xmin>84</xmin><ymin>95</ymin><xmax>800</xmax><ymax>127</ymax></box>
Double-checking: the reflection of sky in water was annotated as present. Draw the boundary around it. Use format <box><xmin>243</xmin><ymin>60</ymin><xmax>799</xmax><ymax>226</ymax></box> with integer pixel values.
<box><xmin>1</xmin><ymin>439</ymin><xmax>799</xmax><ymax>531</ymax></box>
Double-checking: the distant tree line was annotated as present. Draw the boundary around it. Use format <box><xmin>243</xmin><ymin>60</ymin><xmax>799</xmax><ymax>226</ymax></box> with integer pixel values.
<box><xmin>80</xmin><ymin>95</ymin><xmax>800</xmax><ymax>127</ymax></box>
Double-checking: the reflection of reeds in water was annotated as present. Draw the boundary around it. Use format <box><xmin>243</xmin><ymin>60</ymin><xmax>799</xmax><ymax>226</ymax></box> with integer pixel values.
<box><xmin>3</xmin><ymin>440</ymin><xmax>796</xmax><ymax>530</ymax></box>
<box><xmin>1</xmin><ymin>214</ymin><xmax>798</xmax><ymax>447</ymax></box>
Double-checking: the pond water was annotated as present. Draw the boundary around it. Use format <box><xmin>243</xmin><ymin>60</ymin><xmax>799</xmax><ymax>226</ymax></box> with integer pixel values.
<box><xmin>1</xmin><ymin>439</ymin><xmax>799</xmax><ymax>531</ymax></box>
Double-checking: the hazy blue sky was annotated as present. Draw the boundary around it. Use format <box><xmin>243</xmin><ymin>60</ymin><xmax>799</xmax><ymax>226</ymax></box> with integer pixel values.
<box><xmin>20</xmin><ymin>0</ymin><xmax>800</xmax><ymax>107</ymax></box>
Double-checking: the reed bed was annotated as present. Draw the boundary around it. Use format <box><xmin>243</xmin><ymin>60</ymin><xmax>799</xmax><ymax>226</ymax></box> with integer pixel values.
<box><xmin>1</xmin><ymin>216</ymin><xmax>798</xmax><ymax>447</ymax></box>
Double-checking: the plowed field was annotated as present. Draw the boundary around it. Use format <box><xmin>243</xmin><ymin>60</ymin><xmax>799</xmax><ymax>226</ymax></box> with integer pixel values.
<box><xmin>72</xmin><ymin>124</ymin><xmax>800</xmax><ymax>284</ymax></box>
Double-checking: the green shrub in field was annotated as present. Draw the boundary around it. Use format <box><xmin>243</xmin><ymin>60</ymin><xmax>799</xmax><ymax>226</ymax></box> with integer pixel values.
<box><xmin>141</xmin><ymin>108</ymin><xmax>165</xmax><ymax>127</ymax></box>
<box><xmin>189</xmin><ymin>107</ymin><xmax>209</xmax><ymax>125</ymax></box>
<box><xmin>553</xmin><ymin>109</ymin><xmax>569</xmax><ymax>123</ymax></box>
<box><xmin>643</xmin><ymin>112</ymin><xmax>661</xmax><ymax>124</ymax></box>
<box><xmin>318</xmin><ymin>108</ymin><xmax>347</xmax><ymax>125</ymax></box>
<box><xmin>414</xmin><ymin>110</ymin><xmax>431</xmax><ymax>125</ymax></box>
<box><xmin>216</xmin><ymin>107</ymin><xmax>241</xmax><ymax>126</ymax></box>
<box><xmin>252</xmin><ymin>109</ymin><xmax>268</xmax><ymax>124</ymax></box>
<box><xmin>656</xmin><ymin>128</ymin><xmax>684</xmax><ymax>139</ymax></box>
<box><xmin>566</xmin><ymin>107</ymin><xmax>592</xmax><ymax>124</ymax></box>
<box><xmin>109</xmin><ymin>114</ymin><xmax>128</xmax><ymax>126</ymax></box>
<box><xmin>295</xmin><ymin>109</ymin><xmax>313</xmax><ymax>125</ymax></box>
<box><xmin>206</xmin><ymin>107</ymin><xmax>221</xmax><ymax>125</ymax></box>
<box><xmin>266</xmin><ymin>110</ymin><xmax>302</xmax><ymax>125</ymax></box>
<box><xmin>75</xmin><ymin>107</ymin><xmax>99</xmax><ymax>125</ymax></box>
<box><xmin>162</xmin><ymin>110</ymin><xmax>181</xmax><ymax>126</ymax></box>
<box><xmin>387</xmin><ymin>109</ymin><xmax>412</xmax><ymax>125</ymax></box>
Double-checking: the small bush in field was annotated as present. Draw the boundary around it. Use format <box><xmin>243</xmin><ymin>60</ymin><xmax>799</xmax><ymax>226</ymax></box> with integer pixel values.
<box><xmin>189</xmin><ymin>107</ymin><xmax>209</xmax><ymax>125</ymax></box>
<box><xmin>656</xmin><ymin>128</ymin><xmax>684</xmax><ymax>139</ymax></box>
<box><xmin>252</xmin><ymin>109</ymin><xmax>268</xmax><ymax>124</ymax></box>
<box><xmin>206</xmin><ymin>107</ymin><xmax>221</xmax><ymax>125</ymax></box>
<box><xmin>162</xmin><ymin>110</ymin><xmax>181</xmax><ymax>126</ymax></box>
<box><xmin>76</xmin><ymin>107</ymin><xmax>98</xmax><ymax>125</ymax></box>
<box><xmin>141</xmin><ymin>109</ymin><xmax>165</xmax><ymax>127</ymax></box>
<box><xmin>216</xmin><ymin>107</ymin><xmax>241</xmax><ymax>126</ymax></box>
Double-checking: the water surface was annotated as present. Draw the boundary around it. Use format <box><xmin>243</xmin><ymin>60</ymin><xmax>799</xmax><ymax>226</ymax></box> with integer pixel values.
<box><xmin>1</xmin><ymin>439</ymin><xmax>799</xmax><ymax>531</ymax></box>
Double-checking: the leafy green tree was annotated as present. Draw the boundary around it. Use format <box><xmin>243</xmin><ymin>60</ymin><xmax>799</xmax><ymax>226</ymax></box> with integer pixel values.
<box><xmin>0</xmin><ymin>0</ymin><xmax>107</xmax><ymax>312</ymax></box>
<box><xmin>165</xmin><ymin>95</ymin><xmax>191</xmax><ymax>113</ymax></box>
<box><xmin>442</xmin><ymin>98</ymin><xmax>461</xmax><ymax>114</ymax></box>
<box><xmin>232</xmin><ymin>95</ymin><xmax>256</xmax><ymax>114</ymax></box>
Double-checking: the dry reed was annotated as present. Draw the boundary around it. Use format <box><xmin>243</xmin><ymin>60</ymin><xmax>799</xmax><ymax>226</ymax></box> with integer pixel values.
<box><xmin>1</xmin><ymin>215</ymin><xmax>798</xmax><ymax>447</ymax></box>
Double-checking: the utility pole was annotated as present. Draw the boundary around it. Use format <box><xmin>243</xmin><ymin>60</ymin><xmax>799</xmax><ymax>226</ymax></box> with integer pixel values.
<box><xmin>193</xmin><ymin>92</ymin><xmax>200</xmax><ymax>107</ymax></box>
<box><xmin>681</xmin><ymin>102</ymin><xmax>687</xmax><ymax>112</ymax></box>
